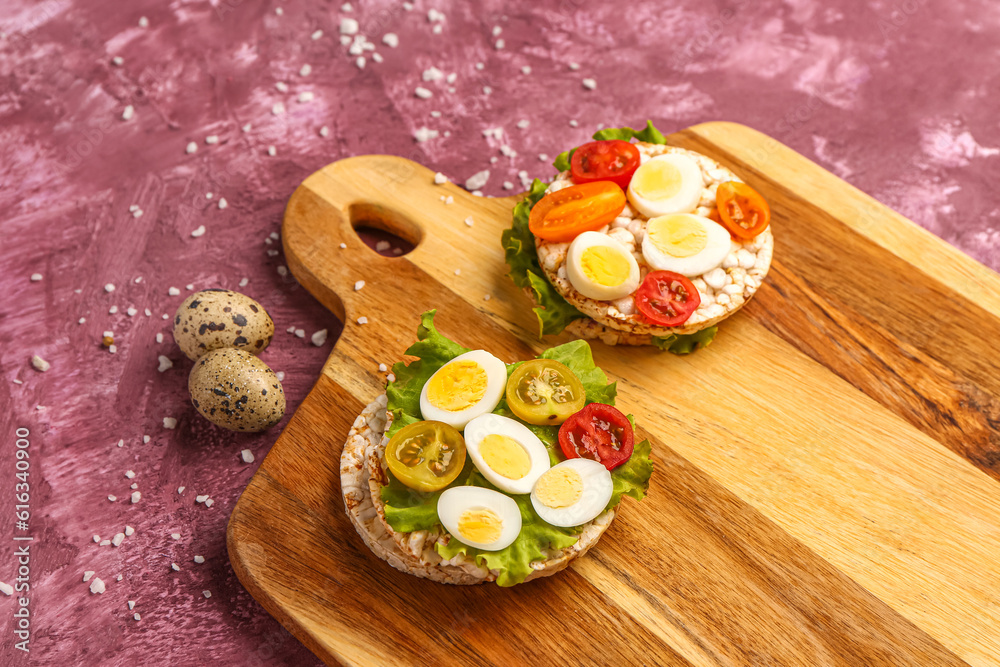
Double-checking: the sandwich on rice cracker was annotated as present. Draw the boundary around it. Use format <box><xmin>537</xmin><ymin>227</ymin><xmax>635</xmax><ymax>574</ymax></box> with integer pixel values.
<box><xmin>341</xmin><ymin>311</ymin><xmax>652</xmax><ymax>586</ymax></box>
<box><xmin>502</xmin><ymin>120</ymin><xmax>774</xmax><ymax>352</ymax></box>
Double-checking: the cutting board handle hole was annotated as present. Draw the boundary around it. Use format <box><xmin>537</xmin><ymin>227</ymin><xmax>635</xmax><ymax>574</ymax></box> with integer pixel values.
<box><xmin>349</xmin><ymin>203</ymin><xmax>422</xmax><ymax>256</ymax></box>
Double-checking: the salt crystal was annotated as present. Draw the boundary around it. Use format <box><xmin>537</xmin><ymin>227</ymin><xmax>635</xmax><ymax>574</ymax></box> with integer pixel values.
<box><xmin>516</xmin><ymin>119</ymin><xmax>530</xmax><ymax>129</ymax></box>
<box><xmin>569</xmin><ymin>62</ymin><xmax>580</xmax><ymax>70</ymax></box>
<box><xmin>569</xmin><ymin>119</ymin><xmax>578</xmax><ymax>127</ymax></box>
<box><xmin>138</xmin><ymin>16</ymin><xmax>149</xmax><ymax>27</ymax></box>
<box><xmin>125</xmin><ymin>525</ymin><xmax>134</xmax><ymax>536</ymax></box>
<box><xmin>93</xmin><ymin>535</ymin><xmax>100</xmax><ymax>543</ymax></box>
<box><xmin>354</xmin><ymin>280</ymin><xmax>365</xmax><ymax>291</ymax></box>
<box><xmin>339</xmin><ymin>242</ymin><xmax>347</xmax><ymax>249</ymax></box>
<box><xmin>100</xmin><ymin>540</ymin><xmax>111</xmax><ymax>546</ymax></box>
<box><xmin>298</xmin><ymin>91</ymin><xmax>314</xmax><ymax>103</ymax></box>
<box><xmin>205</xmin><ymin>134</ymin><xmax>219</xmax><ymax>144</ymax></box>
<box><xmin>386</xmin><ymin>373</ymin><xmax>396</xmax><ymax>382</ymax></box>
<box><xmin>382</xmin><ymin>33</ymin><xmax>398</xmax><ymax>48</ymax></box>
<box><xmin>121</xmin><ymin>105</ymin><xmax>134</xmax><ymax>121</ymax></box>
<box><xmin>109</xmin><ymin>306</ymin><xmax>118</xmax><ymax>315</ymax></box>
<box><xmin>464</xmin><ymin>216</ymin><xmax>474</xmax><ymax>227</ymax></box>
<box><xmin>357</xmin><ymin>316</ymin><xmax>368</xmax><ymax>325</ymax></box>
<box><xmin>413</xmin><ymin>127</ymin><xmax>439</xmax><ymax>143</ymax></box>
<box><xmin>218</xmin><ymin>198</ymin><xmax>228</xmax><ymax>210</ymax></box>
<box><xmin>299</xmin><ymin>64</ymin><xmax>311</xmax><ymax>77</ymax></box>
<box><xmin>186</xmin><ymin>141</ymin><xmax>198</xmax><ymax>154</ymax></box>
<box><xmin>112</xmin><ymin>56</ymin><xmax>124</xmax><ymax>66</ymax></box>
<box><xmin>116</xmin><ymin>574</ymin><xmax>123</xmax><ymax>582</ymax></box>
<box><xmin>238</xmin><ymin>278</ymin><xmax>249</xmax><ymax>288</ymax></box>
<box><xmin>495</xmin><ymin>39</ymin><xmax>505</xmax><ymax>50</ymax></box>
<box><xmin>271</xmin><ymin>102</ymin><xmax>285</xmax><ymax>116</ymax></box>
<box><xmin>112</xmin><ymin>533</ymin><xmax>125</xmax><ymax>547</ymax></box>
<box><xmin>319</xmin><ymin>126</ymin><xmax>331</xmax><ymax>138</ymax></box>
<box><xmin>105</xmin><ymin>283</ymin><xmax>116</xmax><ymax>293</ymax></box>
<box><xmin>582</xmin><ymin>78</ymin><xmax>597</xmax><ymax>90</ymax></box>
<box><xmin>131</xmin><ymin>491</ymin><xmax>141</xmax><ymax>504</ymax></box>
<box><xmin>294</xmin><ymin>329</ymin><xmax>305</xmax><ymax>339</ymax></box>
<box><xmin>275</xmin><ymin>7</ymin><xmax>283</xmax><ymax>15</ymax></box>
<box><xmin>203</xmin><ymin>590</ymin><xmax>212</xmax><ymax>598</ymax></box>
<box><xmin>444</xmin><ymin>196</ymin><xmax>453</xmax><ymax>204</ymax></box>
<box><xmin>434</xmin><ymin>172</ymin><xmax>448</xmax><ymax>185</ymax></box>
<box><xmin>133</xmin><ymin>613</ymin><xmax>141</xmax><ymax>621</ymax></box>
<box><xmin>31</xmin><ymin>355</ymin><xmax>50</xmax><ymax>372</ymax></box>
<box><xmin>241</xmin><ymin>450</ymin><xmax>254</xmax><ymax>463</ymax></box>
<box><xmin>415</xmin><ymin>87</ymin><xmax>432</xmax><ymax>99</ymax></box>
<box><xmin>242</xmin><ymin>123</ymin><xmax>251</xmax><ymax>133</ymax></box>
<box><xmin>156</xmin><ymin>333</ymin><xmax>163</xmax><ymax>344</ymax></box>
<box><xmin>275</xmin><ymin>371</ymin><xmax>285</xmax><ymax>381</ymax></box>
<box><xmin>125</xmin><ymin>470</ymin><xmax>135</xmax><ymax>479</ymax></box>
<box><xmin>378</xmin><ymin>363</ymin><xmax>387</xmax><ymax>372</ymax></box>
<box><xmin>372</xmin><ymin>52</ymin><xmax>383</xmax><ymax>63</ymax></box>
<box><xmin>83</xmin><ymin>571</ymin><xmax>94</xmax><ymax>582</ymax></box>
<box><xmin>503</xmin><ymin>181</ymin><xmax>514</xmax><ymax>190</ymax></box>
<box><xmin>143</xmin><ymin>435</ymin><xmax>150</xmax><ymax>443</ymax></box>
<box><xmin>171</xmin><ymin>533</ymin><xmax>181</xmax><ymax>539</ymax></box>
<box><xmin>277</xmin><ymin>266</ymin><xmax>288</xmax><ymax>277</ymax></box>
<box><xmin>196</xmin><ymin>495</ymin><xmax>209</xmax><ymax>503</ymax></box>
<box><xmin>432</xmin><ymin>24</ymin><xmax>442</xmax><ymax>34</ymax></box>
<box><xmin>492</xmin><ymin>26</ymin><xmax>502</xmax><ymax>36</ymax></box>
<box><xmin>521</xmin><ymin>65</ymin><xmax>532</xmax><ymax>75</ymax></box>
<box><xmin>163</xmin><ymin>417</ymin><xmax>177</xmax><ymax>429</ymax></box>
<box><xmin>171</xmin><ymin>563</ymin><xmax>179</xmax><ymax>571</ymax></box>
<box><xmin>128</xmin><ymin>601</ymin><xmax>135</xmax><ymax>609</ymax></box>
<box><xmin>311</xmin><ymin>29</ymin><xmax>323</xmax><ymax>40</ymax></box>
<box><xmin>267</xmin><ymin>146</ymin><xmax>277</xmax><ymax>156</ymax></box>
<box><xmin>194</xmin><ymin>555</ymin><xmax>205</xmax><ymax>564</ymax></box>
<box><xmin>356</xmin><ymin>56</ymin><xmax>366</xmax><ymax>69</ymax></box>
<box><xmin>311</xmin><ymin>329</ymin><xmax>328</xmax><ymax>346</ymax></box>
<box><xmin>126</xmin><ymin>307</ymin><xmax>138</xmax><ymax>317</ymax></box>
<box><xmin>116</xmin><ymin>439</ymin><xmax>124</xmax><ymax>448</ymax></box>
<box><xmin>275</xmin><ymin>81</ymin><xmax>288</xmax><ymax>93</ymax></box>
<box><xmin>190</xmin><ymin>225</ymin><xmax>206</xmax><ymax>238</ymax></box>
<box><xmin>422</xmin><ymin>67</ymin><xmax>444</xmax><ymax>82</ymax></box>
<box><xmin>205</xmin><ymin>499</ymin><xmax>214</xmax><ymax>507</ymax></box>
<box><xmin>427</xmin><ymin>9</ymin><xmax>445</xmax><ymax>22</ymax></box>
<box><xmin>465</xmin><ymin>170</ymin><xmax>490</xmax><ymax>190</ymax></box>
<box><xmin>484</xmin><ymin>294</ymin><xmax>492</xmax><ymax>301</ymax></box>
<box><xmin>168</xmin><ymin>287</ymin><xmax>180</xmax><ymax>296</ymax></box>
<box><xmin>89</xmin><ymin>578</ymin><xmax>105</xmax><ymax>594</ymax></box>
<box><xmin>130</xmin><ymin>483</ymin><xmax>137</xmax><ymax>489</ymax></box>
<box><xmin>144</xmin><ymin>308</ymin><xmax>151</xmax><ymax>316</ymax></box>
<box><xmin>78</xmin><ymin>318</ymin><xmax>86</xmax><ymax>324</ymax></box>
<box><xmin>375</xmin><ymin>240</ymin><xmax>391</xmax><ymax>252</ymax></box>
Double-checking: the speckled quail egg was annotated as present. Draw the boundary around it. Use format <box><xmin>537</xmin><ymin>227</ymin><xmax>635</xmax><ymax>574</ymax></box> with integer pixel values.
<box><xmin>173</xmin><ymin>289</ymin><xmax>274</xmax><ymax>361</ymax></box>
<box><xmin>188</xmin><ymin>348</ymin><xmax>285</xmax><ymax>432</ymax></box>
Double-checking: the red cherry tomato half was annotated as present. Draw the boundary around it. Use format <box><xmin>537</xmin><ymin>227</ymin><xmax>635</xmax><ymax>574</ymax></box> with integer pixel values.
<box><xmin>558</xmin><ymin>403</ymin><xmax>634</xmax><ymax>471</ymax></box>
<box><xmin>528</xmin><ymin>181</ymin><xmax>627</xmax><ymax>243</ymax></box>
<box><xmin>635</xmin><ymin>270</ymin><xmax>701</xmax><ymax>327</ymax></box>
<box><xmin>570</xmin><ymin>140</ymin><xmax>642</xmax><ymax>190</ymax></box>
<box><xmin>715</xmin><ymin>181</ymin><xmax>770</xmax><ymax>240</ymax></box>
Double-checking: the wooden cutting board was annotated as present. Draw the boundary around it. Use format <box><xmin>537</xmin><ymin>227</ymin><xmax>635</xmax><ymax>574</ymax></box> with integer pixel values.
<box><xmin>227</xmin><ymin>122</ymin><xmax>1000</xmax><ymax>666</ymax></box>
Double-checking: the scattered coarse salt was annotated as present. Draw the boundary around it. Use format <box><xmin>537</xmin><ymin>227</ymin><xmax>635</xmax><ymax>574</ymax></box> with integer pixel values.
<box><xmin>432</xmin><ymin>24</ymin><xmax>442</xmax><ymax>34</ymax></box>
<box><xmin>125</xmin><ymin>470</ymin><xmax>135</xmax><ymax>479</ymax></box>
<box><xmin>356</xmin><ymin>56</ymin><xmax>366</xmax><ymax>69</ymax></box>
<box><xmin>521</xmin><ymin>65</ymin><xmax>532</xmax><ymax>75</ymax></box>
<box><xmin>482</xmin><ymin>86</ymin><xmax>492</xmax><ymax>95</ymax></box>
<box><xmin>112</xmin><ymin>56</ymin><xmax>124</xmax><ymax>66</ymax></box>
<box><xmin>372</xmin><ymin>52</ymin><xmax>383</xmax><ymax>63</ymax></box>
<box><xmin>286</xmin><ymin>326</ymin><xmax>296</xmax><ymax>334</ymax></box>
<box><xmin>484</xmin><ymin>294</ymin><xmax>492</xmax><ymax>301</ymax></box>
<box><xmin>340</xmin><ymin>17</ymin><xmax>359</xmax><ymax>34</ymax></box>
<box><xmin>112</xmin><ymin>533</ymin><xmax>125</xmax><ymax>547</ymax></box>
<box><xmin>298</xmin><ymin>91</ymin><xmax>314</xmax><ymax>103</ymax></box>
<box><xmin>131</xmin><ymin>491</ymin><xmax>141</xmax><ymax>504</ymax></box>
<box><xmin>196</xmin><ymin>495</ymin><xmax>209</xmax><ymax>503</ymax></box>
<box><xmin>171</xmin><ymin>563</ymin><xmax>180</xmax><ymax>571</ymax></box>
<box><xmin>569</xmin><ymin>119</ymin><xmax>579</xmax><ymax>127</ymax></box>
<box><xmin>434</xmin><ymin>172</ymin><xmax>448</xmax><ymax>185</ymax></box>
<box><xmin>354</xmin><ymin>280</ymin><xmax>365</xmax><ymax>291</ymax></box>
<box><xmin>83</xmin><ymin>571</ymin><xmax>95</xmax><ymax>582</ymax></box>
<box><xmin>109</xmin><ymin>306</ymin><xmax>119</xmax><ymax>314</ymax></box>
<box><xmin>465</xmin><ymin>170</ymin><xmax>490</xmax><ymax>190</ymax></box>
<box><xmin>454</xmin><ymin>269</ymin><xmax>461</xmax><ymax>276</ymax></box>
<box><xmin>495</xmin><ymin>39</ymin><xmax>505</xmax><ymax>50</ymax></box>
<box><xmin>386</xmin><ymin>373</ymin><xmax>396</xmax><ymax>382</ymax></box>
<box><xmin>144</xmin><ymin>308</ymin><xmax>152</xmax><ymax>316</ymax></box>
<box><xmin>163</xmin><ymin>417</ymin><xmax>177</xmax><ymax>429</ymax></box>
<box><xmin>116</xmin><ymin>574</ymin><xmax>123</xmax><ymax>582</ymax></box>
<box><xmin>382</xmin><ymin>33</ymin><xmax>399</xmax><ymax>48</ymax></box>
<box><xmin>143</xmin><ymin>435</ymin><xmax>151</xmax><ymax>443</ymax></box>
<box><xmin>375</xmin><ymin>240</ymin><xmax>391</xmax><ymax>252</ymax></box>
<box><xmin>475</xmin><ymin>62</ymin><xmax>484</xmax><ymax>70</ymax></box>
<box><xmin>300</xmin><ymin>64</ymin><xmax>312</xmax><ymax>76</ymax></box>
<box><xmin>320</xmin><ymin>126</ymin><xmax>331</xmax><ymax>138</ymax></box>
<box><xmin>205</xmin><ymin>499</ymin><xmax>214</xmax><ymax>508</ymax></box>
<box><xmin>171</xmin><ymin>533</ymin><xmax>181</xmax><ymax>540</ymax></box>
<box><xmin>0</xmin><ymin>582</ymin><xmax>12</xmax><ymax>596</ymax></box>
<box><xmin>569</xmin><ymin>62</ymin><xmax>580</xmax><ymax>70</ymax></box>
<box><xmin>339</xmin><ymin>242</ymin><xmax>347</xmax><ymax>249</ymax></box>
<box><xmin>444</xmin><ymin>196</ymin><xmax>454</xmax><ymax>204</ymax></box>
<box><xmin>130</xmin><ymin>483</ymin><xmax>137</xmax><ymax>490</ymax></box>
<box><xmin>238</xmin><ymin>278</ymin><xmax>249</xmax><ymax>288</ymax></box>
<box><xmin>128</xmin><ymin>601</ymin><xmax>135</xmax><ymax>610</ymax></box>
<box><xmin>415</xmin><ymin>87</ymin><xmax>433</xmax><ymax>100</ymax></box>
<box><xmin>582</xmin><ymin>78</ymin><xmax>597</xmax><ymax>90</ymax></box>
<box><xmin>105</xmin><ymin>283</ymin><xmax>116</xmax><ymax>293</ymax></box>
<box><xmin>100</xmin><ymin>539</ymin><xmax>111</xmax><ymax>546</ymax></box>
<box><xmin>78</xmin><ymin>318</ymin><xmax>86</xmax><ymax>324</ymax></box>
<box><xmin>271</xmin><ymin>102</ymin><xmax>285</xmax><ymax>116</ymax></box>
<box><xmin>446</xmin><ymin>72</ymin><xmax>457</xmax><ymax>84</ymax></box>
<box><xmin>241</xmin><ymin>449</ymin><xmax>255</xmax><ymax>463</ymax></box>
<box><xmin>121</xmin><ymin>105</ymin><xmax>134</xmax><ymax>121</ymax></box>
<box><xmin>311</xmin><ymin>329</ymin><xmax>328</xmax><ymax>346</ymax></box>
<box><xmin>194</xmin><ymin>555</ymin><xmax>205</xmax><ymax>564</ymax></box>
<box><xmin>158</xmin><ymin>356</ymin><xmax>173</xmax><ymax>372</ymax></box>
<box><xmin>205</xmin><ymin>134</ymin><xmax>219</xmax><ymax>144</ymax></box>
<box><xmin>190</xmin><ymin>225</ymin><xmax>206</xmax><ymax>238</ymax></box>
<box><xmin>126</xmin><ymin>307</ymin><xmax>138</xmax><ymax>317</ymax></box>
<box><xmin>378</xmin><ymin>363</ymin><xmax>388</xmax><ymax>372</ymax></box>
<box><xmin>133</xmin><ymin>613</ymin><xmax>141</xmax><ymax>621</ymax></box>
<box><xmin>218</xmin><ymin>198</ymin><xmax>228</xmax><ymax>210</ymax></box>
<box><xmin>275</xmin><ymin>371</ymin><xmax>285</xmax><ymax>381</ymax></box>
<box><xmin>492</xmin><ymin>26</ymin><xmax>502</xmax><ymax>36</ymax></box>
<box><xmin>168</xmin><ymin>287</ymin><xmax>181</xmax><ymax>296</ymax></box>
<box><xmin>413</xmin><ymin>126</ymin><xmax>440</xmax><ymax>143</ymax></box>
<box><xmin>93</xmin><ymin>535</ymin><xmax>100</xmax><ymax>543</ymax></box>
<box><xmin>116</xmin><ymin>439</ymin><xmax>124</xmax><ymax>448</ymax></box>
<box><xmin>203</xmin><ymin>590</ymin><xmax>212</xmax><ymax>598</ymax></box>
<box><xmin>138</xmin><ymin>16</ymin><xmax>149</xmax><ymax>27</ymax></box>
<box><xmin>31</xmin><ymin>355</ymin><xmax>50</xmax><ymax>372</ymax></box>
<box><xmin>186</xmin><ymin>141</ymin><xmax>198</xmax><ymax>154</ymax></box>
<box><xmin>125</xmin><ymin>525</ymin><xmax>134</xmax><ymax>536</ymax></box>
<box><xmin>422</xmin><ymin>67</ymin><xmax>444</xmax><ymax>82</ymax></box>
<box><xmin>464</xmin><ymin>216</ymin><xmax>474</xmax><ymax>227</ymax></box>
<box><xmin>156</xmin><ymin>332</ymin><xmax>165</xmax><ymax>344</ymax></box>
<box><xmin>242</xmin><ymin>123</ymin><xmax>252</xmax><ymax>133</ymax></box>
<box><xmin>267</xmin><ymin>145</ymin><xmax>277</xmax><ymax>156</ymax></box>
<box><xmin>517</xmin><ymin>119</ymin><xmax>530</xmax><ymax>129</ymax></box>
<box><xmin>275</xmin><ymin>81</ymin><xmax>288</xmax><ymax>93</ymax></box>
<box><xmin>341</xmin><ymin>34</ymin><xmax>352</xmax><ymax>46</ymax></box>
<box><xmin>503</xmin><ymin>181</ymin><xmax>514</xmax><ymax>190</ymax></box>
<box><xmin>89</xmin><ymin>578</ymin><xmax>106</xmax><ymax>594</ymax></box>
<box><xmin>294</xmin><ymin>329</ymin><xmax>305</xmax><ymax>339</ymax></box>
<box><xmin>428</xmin><ymin>8</ymin><xmax>445</xmax><ymax>22</ymax></box>
<box><xmin>310</xmin><ymin>29</ymin><xmax>323</xmax><ymax>40</ymax></box>
<box><xmin>357</xmin><ymin>316</ymin><xmax>369</xmax><ymax>325</ymax></box>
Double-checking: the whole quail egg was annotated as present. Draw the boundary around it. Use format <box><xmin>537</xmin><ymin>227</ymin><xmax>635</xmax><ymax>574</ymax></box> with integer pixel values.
<box><xmin>173</xmin><ymin>289</ymin><xmax>274</xmax><ymax>361</ymax></box>
<box><xmin>188</xmin><ymin>348</ymin><xmax>285</xmax><ymax>432</ymax></box>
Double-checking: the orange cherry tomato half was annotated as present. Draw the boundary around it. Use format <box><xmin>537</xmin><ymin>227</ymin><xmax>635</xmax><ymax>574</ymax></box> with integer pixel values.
<box><xmin>570</xmin><ymin>140</ymin><xmax>641</xmax><ymax>190</ymax></box>
<box><xmin>558</xmin><ymin>403</ymin><xmax>634</xmax><ymax>471</ymax></box>
<box><xmin>715</xmin><ymin>181</ymin><xmax>770</xmax><ymax>240</ymax></box>
<box><xmin>528</xmin><ymin>182</ymin><xmax>627</xmax><ymax>243</ymax></box>
<box><xmin>635</xmin><ymin>270</ymin><xmax>700</xmax><ymax>327</ymax></box>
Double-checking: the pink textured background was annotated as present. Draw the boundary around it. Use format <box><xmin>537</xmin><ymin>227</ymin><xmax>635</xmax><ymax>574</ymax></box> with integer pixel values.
<box><xmin>1</xmin><ymin>0</ymin><xmax>996</xmax><ymax>664</ymax></box>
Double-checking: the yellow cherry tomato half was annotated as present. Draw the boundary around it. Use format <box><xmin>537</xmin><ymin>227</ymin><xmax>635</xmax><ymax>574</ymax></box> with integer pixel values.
<box><xmin>505</xmin><ymin>359</ymin><xmax>587</xmax><ymax>426</ymax></box>
<box><xmin>385</xmin><ymin>420</ymin><xmax>467</xmax><ymax>493</ymax></box>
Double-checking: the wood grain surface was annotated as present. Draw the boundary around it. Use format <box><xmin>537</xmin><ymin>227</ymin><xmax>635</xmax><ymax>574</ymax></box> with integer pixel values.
<box><xmin>227</xmin><ymin>122</ymin><xmax>1000</xmax><ymax>666</ymax></box>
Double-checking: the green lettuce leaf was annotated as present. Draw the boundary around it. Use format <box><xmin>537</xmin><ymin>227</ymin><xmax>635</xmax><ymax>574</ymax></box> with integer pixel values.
<box><xmin>552</xmin><ymin>147</ymin><xmax>576</xmax><ymax>172</ymax></box>
<box><xmin>651</xmin><ymin>326</ymin><xmax>718</xmax><ymax>354</ymax></box>
<box><xmin>500</xmin><ymin>178</ymin><xmax>586</xmax><ymax>336</ymax></box>
<box><xmin>538</xmin><ymin>339</ymin><xmax>617</xmax><ymax>405</ymax></box>
<box><xmin>592</xmin><ymin>120</ymin><xmax>667</xmax><ymax>144</ymax></box>
<box><xmin>608</xmin><ymin>428</ymin><xmax>653</xmax><ymax>508</ymax></box>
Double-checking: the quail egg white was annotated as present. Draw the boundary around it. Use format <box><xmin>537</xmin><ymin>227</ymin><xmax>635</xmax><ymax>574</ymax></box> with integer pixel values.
<box><xmin>463</xmin><ymin>413</ymin><xmax>551</xmax><ymax>494</ymax></box>
<box><xmin>437</xmin><ymin>486</ymin><xmax>522</xmax><ymax>551</ymax></box>
<box><xmin>530</xmin><ymin>458</ymin><xmax>613</xmax><ymax>527</ymax></box>
<box><xmin>419</xmin><ymin>350</ymin><xmax>507</xmax><ymax>429</ymax></box>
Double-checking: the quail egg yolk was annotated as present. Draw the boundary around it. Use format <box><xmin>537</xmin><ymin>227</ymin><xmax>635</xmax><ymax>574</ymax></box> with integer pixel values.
<box><xmin>479</xmin><ymin>434</ymin><xmax>531</xmax><ymax>480</ymax></box>
<box><xmin>425</xmin><ymin>361</ymin><xmax>488</xmax><ymax>412</ymax></box>
<box><xmin>580</xmin><ymin>246</ymin><xmax>631</xmax><ymax>287</ymax></box>
<box><xmin>632</xmin><ymin>160</ymin><xmax>683</xmax><ymax>202</ymax></box>
<box><xmin>457</xmin><ymin>508</ymin><xmax>503</xmax><ymax>544</ymax></box>
<box><xmin>534</xmin><ymin>467</ymin><xmax>584</xmax><ymax>508</ymax></box>
<box><xmin>647</xmin><ymin>214</ymin><xmax>708</xmax><ymax>258</ymax></box>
